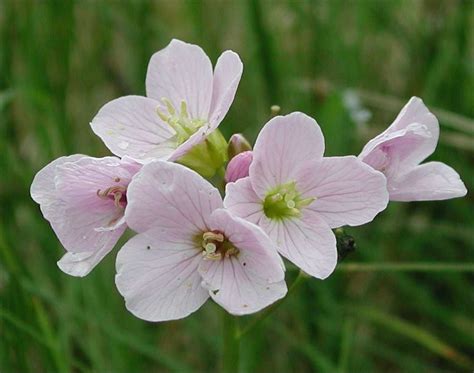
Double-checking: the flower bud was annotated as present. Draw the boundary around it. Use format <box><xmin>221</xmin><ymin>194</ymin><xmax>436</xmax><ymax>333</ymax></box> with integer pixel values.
<box><xmin>225</xmin><ymin>151</ymin><xmax>253</xmax><ymax>183</ymax></box>
<box><xmin>227</xmin><ymin>134</ymin><xmax>252</xmax><ymax>159</ymax></box>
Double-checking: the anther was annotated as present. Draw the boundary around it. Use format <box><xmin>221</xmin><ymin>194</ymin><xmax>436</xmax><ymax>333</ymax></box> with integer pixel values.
<box><xmin>203</xmin><ymin>232</ymin><xmax>224</xmax><ymax>242</ymax></box>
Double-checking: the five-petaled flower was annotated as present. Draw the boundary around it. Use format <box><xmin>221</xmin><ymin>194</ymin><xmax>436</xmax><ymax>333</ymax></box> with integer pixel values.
<box><xmin>359</xmin><ymin>97</ymin><xmax>467</xmax><ymax>201</ymax></box>
<box><xmin>115</xmin><ymin>161</ymin><xmax>287</xmax><ymax>321</ymax></box>
<box><xmin>224</xmin><ymin>112</ymin><xmax>389</xmax><ymax>279</ymax></box>
<box><xmin>91</xmin><ymin>39</ymin><xmax>243</xmax><ymax>163</ymax></box>
<box><xmin>31</xmin><ymin>156</ymin><xmax>140</xmax><ymax>277</ymax></box>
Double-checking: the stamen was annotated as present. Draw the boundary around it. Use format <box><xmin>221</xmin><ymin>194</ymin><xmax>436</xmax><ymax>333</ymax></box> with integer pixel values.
<box><xmin>161</xmin><ymin>97</ymin><xmax>176</xmax><ymax>115</ymax></box>
<box><xmin>154</xmin><ymin>96</ymin><xmax>208</xmax><ymax>146</ymax></box>
<box><xmin>203</xmin><ymin>231</ymin><xmax>224</xmax><ymax>242</ymax></box>
<box><xmin>200</xmin><ymin>231</ymin><xmax>239</xmax><ymax>260</ymax></box>
<box><xmin>180</xmin><ymin>100</ymin><xmax>189</xmax><ymax>118</ymax></box>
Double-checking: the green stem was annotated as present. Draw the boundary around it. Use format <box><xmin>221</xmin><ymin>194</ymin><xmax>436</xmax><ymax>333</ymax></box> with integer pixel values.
<box><xmin>238</xmin><ymin>270</ymin><xmax>307</xmax><ymax>338</ymax></box>
<box><xmin>222</xmin><ymin>311</ymin><xmax>239</xmax><ymax>373</ymax></box>
<box><xmin>337</xmin><ymin>262</ymin><xmax>474</xmax><ymax>272</ymax></box>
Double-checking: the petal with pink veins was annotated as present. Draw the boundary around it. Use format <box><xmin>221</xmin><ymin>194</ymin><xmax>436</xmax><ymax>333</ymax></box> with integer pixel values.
<box><xmin>50</xmin><ymin>156</ymin><xmax>133</xmax><ymax>253</ymax></box>
<box><xmin>125</xmin><ymin>161</ymin><xmax>223</xmax><ymax>233</ymax></box>
<box><xmin>31</xmin><ymin>155</ymin><xmax>134</xmax><ymax>276</ymax></box>
<box><xmin>90</xmin><ymin>96</ymin><xmax>176</xmax><ymax>162</ymax></box>
<box><xmin>115</xmin><ymin>229</ymin><xmax>208</xmax><ymax>322</ymax></box>
<box><xmin>264</xmin><ymin>210</ymin><xmax>337</xmax><ymax>279</ymax></box>
<box><xmin>250</xmin><ymin>112</ymin><xmax>325</xmax><ymax>198</ymax></box>
<box><xmin>209</xmin><ymin>50</ymin><xmax>243</xmax><ymax>126</ymax></box>
<box><xmin>30</xmin><ymin>154</ymin><xmax>84</xmax><ymax>220</ymax></box>
<box><xmin>360</xmin><ymin>123</ymin><xmax>433</xmax><ymax>173</ymax></box>
<box><xmin>388</xmin><ymin>162</ymin><xmax>467</xmax><ymax>201</ymax></box>
<box><xmin>224</xmin><ymin>177</ymin><xmax>265</xmax><ymax>225</ymax></box>
<box><xmin>297</xmin><ymin>156</ymin><xmax>389</xmax><ymax>228</ymax></box>
<box><xmin>199</xmin><ymin>209</ymin><xmax>286</xmax><ymax>315</ymax></box>
<box><xmin>146</xmin><ymin>39</ymin><xmax>214</xmax><ymax>120</ymax></box>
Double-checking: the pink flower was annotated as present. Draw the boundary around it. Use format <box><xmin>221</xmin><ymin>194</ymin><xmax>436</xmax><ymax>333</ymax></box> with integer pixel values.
<box><xmin>225</xmin><ymin>151</ymin><xmax>253</xmax><ymax>183</ymax></box>
<box><xmin>224</xmin><ymin>112</ymin><xmax>389</xmax><ymax>279</ymax></box>
<box><xmin>91</xmin><ymin>39</ymin><xmax>243</xmax><ymax>163</ymax></box>
<box><xmin>30</xmin><ymin>156</ymin><xmax>140</xmax><ymax>277</ymax></box>
<box><xmin>116</xmin><ymin>161</ymin><xmax>286</xmax><ymax>321</ymax></box>
<box><xmin>359</xmin><ymin>97</ymin><xmax>467</xmax><ymax>201</ymax></box>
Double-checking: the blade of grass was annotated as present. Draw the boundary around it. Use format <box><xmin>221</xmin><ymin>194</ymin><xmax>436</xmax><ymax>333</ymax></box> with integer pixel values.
<box><xmin>352</xmin><ymin>306</ymin><xmax>472</xmax><ymax>369</ymax></box>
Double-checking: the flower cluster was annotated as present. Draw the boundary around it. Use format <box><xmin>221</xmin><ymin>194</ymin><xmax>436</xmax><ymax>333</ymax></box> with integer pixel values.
<box><xmin>31</xmin><ymin>39</ymin><xmax>467</xmax><ymax>321</ymax></box>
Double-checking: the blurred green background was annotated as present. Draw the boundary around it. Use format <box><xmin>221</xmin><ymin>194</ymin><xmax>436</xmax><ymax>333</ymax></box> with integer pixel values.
<box><xmin>1</xmin><ymin>0</ymin><xmax>473</xmax><ymax>372</ymax></box>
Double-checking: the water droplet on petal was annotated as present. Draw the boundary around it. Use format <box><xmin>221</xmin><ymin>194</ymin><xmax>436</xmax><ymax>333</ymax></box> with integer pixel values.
<box><xmin>118</xmin><ymin>141</ymin><xmax>129</xmax><ymax>150</ymax></box>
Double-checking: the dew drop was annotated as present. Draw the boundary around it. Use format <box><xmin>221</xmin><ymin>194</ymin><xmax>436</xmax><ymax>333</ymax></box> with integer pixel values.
<box><xmin>118</xmin><ymin>141</ymin><xmax>129</xmax><ymax>150</ymax></box>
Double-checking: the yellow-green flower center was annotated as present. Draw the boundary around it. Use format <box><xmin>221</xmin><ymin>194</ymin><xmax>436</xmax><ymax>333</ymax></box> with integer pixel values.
<box><xmin>156</xmin><ymin>98</ymin><xmax>207</xmax><ymax>146</ymax></box>
<box><xmin>263</xmin><ymin>181</ymin><xmax>314</xmax><ymax>220</ymax></box>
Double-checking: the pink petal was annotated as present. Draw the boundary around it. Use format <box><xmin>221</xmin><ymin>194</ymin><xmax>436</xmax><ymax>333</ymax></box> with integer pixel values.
<box><xmin>125</xmin><ymin>161</ymin><xmax>223</xmax><ymax>233</ymax></box>
<box><xmin>250</xmin><ymin>112</ymin><xmax>325</xmax><ymax>197</ymax></box>
<box><xmin>115</xmin><ymin>229</ymin><xmax>208</xmax><ymax>322</ymax></box>
<box><xmin>360</xmin><ymin>123</ymin><xmax>433</xmax><ymax>173</ymax></box>
<box><xmin>209</xmin><ymin>50</ymin><xmax>243</xmax><ymax>126</ymax></box>
<box><xmin>198</xmin><ymin>209</ymin><xmax>286</xmax><ymax>315</ymax></box>
<box><xmin>224</xmin><ymin>177</ymin><xmax>265</xmax><ymax>225</ymax></box>
<box><xmin>57</xmin><ymin>246</ymin><xmax>112</xmax><ymax>277</ymax></box>
<box><xmin>360</xmin><ymin>97</ymin><xmax>439</xmax><ymax>168</ymax></box>
<box><xmin>388</xmin><ymin>161</ymin><xmax>467</xmax><ymax>201</ymax></box>
<box><xmin>90</xmin><ymin>96</ymin><xmax>176</xmax><ymax>162</ymax></box>
<box><xmin>225</xmin><ymin>151</ymin><xmax>253</xmax><ymax>183</ymax></box>
<box><xmin>30</xmin><ymin>154</ymin><xmax>84</xmax><ymax>220</ymax></box>
<box><xmin>146</xmin><ymin>39</ymin><xmax>213</xmax><ymax>120</ymax></box>
<box><xmin>264</xmin><ymin>210</ymin><xmax>337</xmax><ymax>279</ymax></box>
<box><xmin>51</xmin><ymin>156</ymin><xmax>133</xmax><ymax>253</ymax></box>
<box><xmin>298</xmin><ymin>156</ymin><xmax>389</xmax><ymax>228</ymax></box>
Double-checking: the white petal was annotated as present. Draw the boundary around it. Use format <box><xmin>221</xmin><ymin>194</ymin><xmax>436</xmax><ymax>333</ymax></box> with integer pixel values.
<box><xmin>360</xmin><ymin>97</ymin><xmax>439</xmax><ymax>167</ymax></box>
<box><xmin>298</xmin><ymin>156</ymin><xmax>389</xmax><ymax>228</ymax></box>
<box><xmin>264</xmin><ymin>210</ymin><xmax>337</xmax><ymax>279</ymax></box>
<box><xmin>30</xmin><ymin>154</ymin><xmax>84</xmax><ymax>219</ymax></box>
<box><xmin>250</xmin><ymin>112</ymin><xmax>325</xmax><ymax>197</ymax></box>
<box><xmin>90</xmin><ymin>96</ymin><xmax>176</xmax><ymax>162</ymax></box>
<box><xmin>146</xmin><ymin>39</ymin><xmax>213</xmax><ymax>120</ymax></box>
<box><xmin>209</xmin><ymin>50</ymin><xmax>243</xmax><ymax>126</ymax></box>
<box><xmin>223</xmin><ymin>177</ymin><xmax>265</xmax><ymax>225</ymax></box>
<box><xmin>57</xmin><ymin>246</ymin><xmax>112</xmax><ymax>277</ymax></box>
<box><xmin>125</xmin><ymin>161</ymin><xmax>223</xmax><ymax>233</ymax></box>
<box><xmin>115</xmin><ymin>230</ymin><xmax>209</xmax><ymax>322</ymax></box>
<box><xmin>389</xmin><ymin>161</ymin><xmax>467</xmax><ymax>201</ymax></box>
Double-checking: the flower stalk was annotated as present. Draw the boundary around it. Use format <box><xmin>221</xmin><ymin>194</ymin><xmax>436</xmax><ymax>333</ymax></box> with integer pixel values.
<box><xmin>222</xmin><ymin>311</ymin><xmax>240</xmax><ymax>373</ymax></box>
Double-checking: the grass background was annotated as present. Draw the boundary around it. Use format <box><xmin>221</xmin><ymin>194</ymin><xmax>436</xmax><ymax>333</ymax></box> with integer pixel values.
<box><xmin>1</xmin><ymin>0</ymin><xmax>473</xmax><ymax>372</ymax></box>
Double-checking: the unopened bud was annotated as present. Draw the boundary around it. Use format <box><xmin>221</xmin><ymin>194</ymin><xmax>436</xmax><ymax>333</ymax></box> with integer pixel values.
<box><xmin>270</xmin><ymin>105</ymin><xmax>281</xmax><ymax>117</ymax></box>
<box><xmin>225</xmin><ymin>151</ymin><xmax>253</xmax><ymax>183</ymax></box>
<box><xmin>228</xmin><ymin>134</ymin><xmax>252</xmax><ymax>159</ymax></box>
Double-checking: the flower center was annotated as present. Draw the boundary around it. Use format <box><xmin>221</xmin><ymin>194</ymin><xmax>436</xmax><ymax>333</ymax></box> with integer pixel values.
<box><xmin>96</xmin><ymin>183</ymin><xmax>127</xmax><ymax>226</ymax></box>
<box><xmin>156</xmin><ymin>98</ymin><xmax>207</xmax><ymax>146</ymax></box>
<box><xmin>200</xmin><ymin>231</ymin><xmax>239</xmax><ymax>260</ymax></box>
<box><xmin>263</xmin><ymin>181</ymin><xmax>314</xmax><ymax>220</ymax></box>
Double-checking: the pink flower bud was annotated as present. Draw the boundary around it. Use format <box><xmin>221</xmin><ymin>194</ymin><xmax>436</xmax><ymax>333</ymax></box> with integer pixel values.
<box><xmin>225</xmin><ymin>151</ymin><xmax>253</xmax><ymax>183</ymax></box>
<box><xmin>228</xmin><ymin>134</ymin><xmax>252</xmax><ymax>159</ymax></box>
